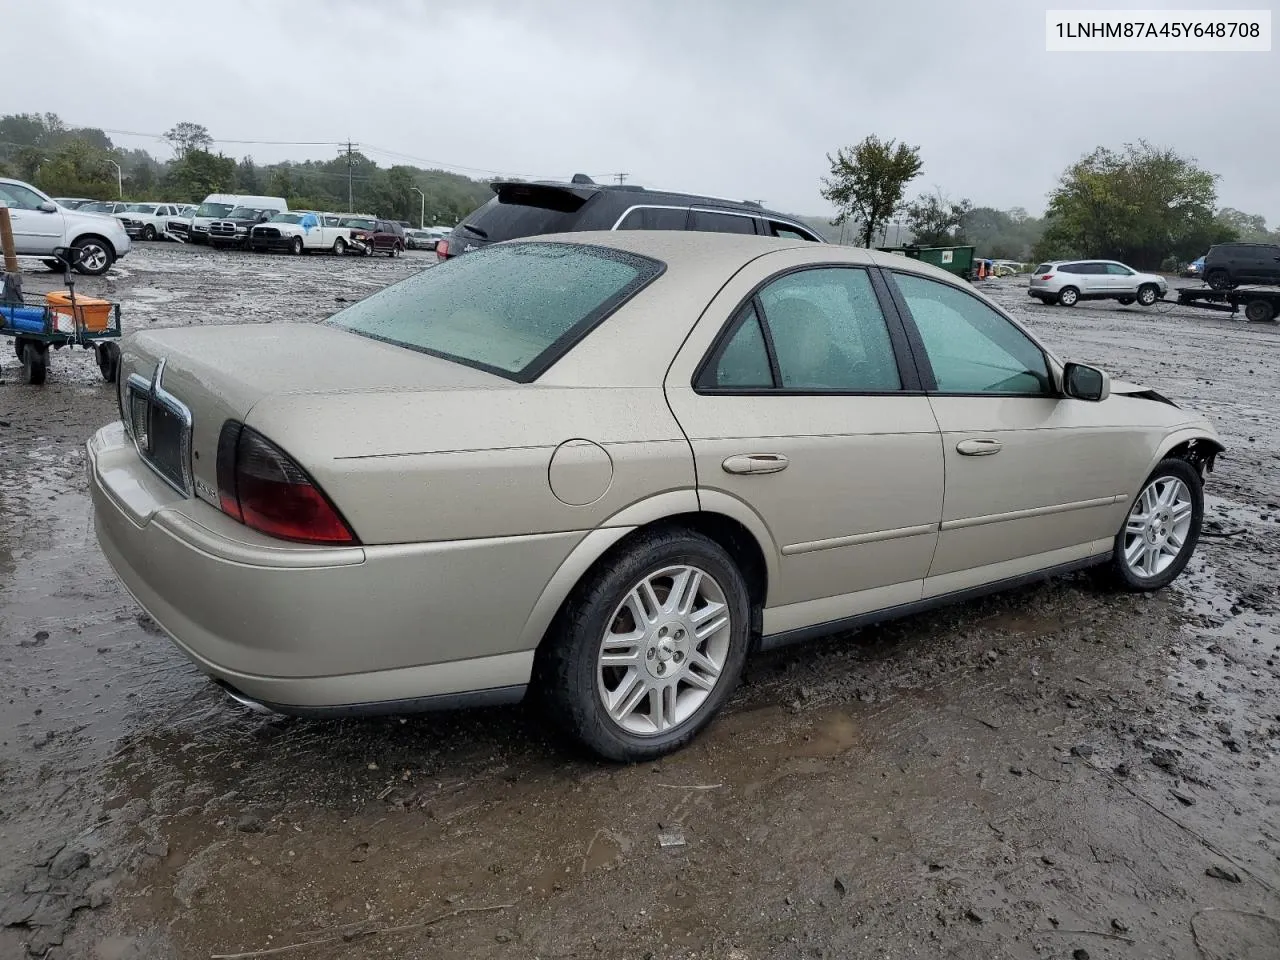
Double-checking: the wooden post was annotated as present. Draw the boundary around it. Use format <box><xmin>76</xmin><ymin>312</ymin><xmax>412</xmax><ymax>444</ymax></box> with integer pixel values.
<box><xmin>0</xmin><ymin>205</ymin><xmax>23</xmax><ymax>304</ymax></box>
<box><xmin>0</xmin><ymin>206</ymin><xmax>18</xmax><ymax>273</ymax></box>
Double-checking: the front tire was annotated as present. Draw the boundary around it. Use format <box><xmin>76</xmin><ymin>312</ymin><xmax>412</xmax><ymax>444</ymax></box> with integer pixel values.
<box><xmin>1057</xmin><ymin>286</ymin><xmax>1079</xmax><ymax>307</ymax></box>
<box><xmin>142</xmin><ymin>225</ymin><xmax>157</xmax><ymax>241</ymax></box>
<box><xmin>96</xmin><ymin>342</ymin><xmax>120</xmax><ymax>383</ymax></box>
<box><xmin>1137</xmin><ymin>284</ymin><xmax>1159</xmax><ymax>306</ymax></box>
<box><xmin>538</xmin><ymin>529</ymin><xmax>752</xmax><ymax>761</ymax></box>
<box><xmin>72</xmin><ymin>237</ymin><xmax>114</xmax><ymax>276</ymax></box>
<box><xmin>291</xmin><ymin>236</ymin><xmax>304</xmax><ymax>255</ymax></box>
<box><xmin>1105</xmin><ymin>458</ymin><xmax>1202</xmax><ymax>591</ymax></box>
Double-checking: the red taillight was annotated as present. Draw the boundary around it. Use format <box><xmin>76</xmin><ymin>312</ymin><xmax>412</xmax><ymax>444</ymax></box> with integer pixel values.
<box><xmin>215</xmin><ymin>423</ymin><xmax>357</xmax><ymax>545</ymax></box>
<box><xmin>435</xmin><ymin>239</ymin><xmax>449</xmax><ymax>259</ymax></box>
<box><xmin>1041</xmin><ymin>274</ymin><xmax>1053</xmax><ymax>280</ymax></box>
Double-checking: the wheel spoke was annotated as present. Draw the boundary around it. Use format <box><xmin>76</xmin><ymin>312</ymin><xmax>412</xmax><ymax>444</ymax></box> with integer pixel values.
<box><xmin>694</xmin><ymin>610</ymin><xmax>729</xmax><ymax>641</ymax></box>
<box><xmin>684</xmin><ymin>650</ymin><xmax>721</xmax><ymax>691</ymax></box>
<box><xmin>670</xmin><ymin>568</ymin><xmax>702</xmax><ymax>616</ymax></box>
<box><xmin>626</xmin><ymin>588</ymin><xmax>657</xmax><ymax>629</ymax></box>
<box><xmin>1157</xmin><ymin>480</ymin><xmax>1178</xmax><ymax>508</ymax></box>
<box><xmin>1161</xmin><ymin>536</ymin><xmax>1183</xmax><ymax>557</ymax></box>
<box><xmin>599</xmin><ymin>643</ymin><xmax>641</xmax><ymax>668</ymax></box>
<box><xmin>638</xmin><ymin>581</ymin><xmax>662</xmax><ymax>620</ymax></box>
<box><xmin>1124</xmin><ymin>537</ymin><xmax>1146</xmax><ymax>568</ymax></box>
<box><xmin>1125</xmin><ymin>516</ymin><xmax>1147</xmax><ymax>535</ymax></box>
<box><xmin>1144</xmin><ymin>545</ymin><xmax>1160</xmax><ymax>575</ymax></box>
<box><xmin>1171</xmin><ymin>500</ymin><xmax>1193</xmax><ymax>524</ymax></box>
<box><xmin>608</xmin><ymin>671</ymin><xmax>649</xmax><ymax>721</ymax></box>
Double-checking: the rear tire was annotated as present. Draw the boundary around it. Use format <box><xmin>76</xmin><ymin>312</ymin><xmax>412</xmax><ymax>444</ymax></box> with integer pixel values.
<box><xmin>1244</xmin><ymin>299</ymin><xmax>1275</xmax><ymax>323</ymax></box>
<box><xmin>96</xmin><ymin>342</ymin><xmax>120</xmax><ymax>383</ymax></box>
<box><xmin>1137</xmin><ymin>284</ymin><xmax>1159</xmax><ymax>307</ymax></box>
<box><xmin>1103</xmin><ymin>458</ymin><xmax>1202</xmax><ymax>592</ymax></box>
<box><xmin>1117</xmin><ymin>297</ymin><xmax>1135</xmax><ymax>305</ymax></box>
<box><xmin>333</xmin><ymin>237</ymin><xmax>346</xmax><ymax>256</ymax></box>
<box><xmin>536</xmin><ymin>528</ymin><xmax>751</xmax><ymax>761</ymax></box>
<box><xmin>42</xmin><ymin>259</ymin><xmax>62</xmax><ymax>272</ymax></box>
<box><xmin>20</xmin><ymin>341</ymin><xmax>48</xmax><ymax>385</ymax></box>
<box><xmin>1057</xmin><ymin>286</ymin><xmax>1079</xmax><ymax>307</ymax></box>
<box><xmin>1205</xmin><ymin>269</ymin><xmax>1232</xmax><ymax>291</ymax></box>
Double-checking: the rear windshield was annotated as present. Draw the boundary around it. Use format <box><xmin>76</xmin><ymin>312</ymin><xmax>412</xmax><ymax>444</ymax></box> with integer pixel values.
<box><xmin>328</xmin><ymin>242</ymin><xmax>663</xmax><ymax>381</ymax></box>
<box><xmin>457</xmin><ymin>195</ymin><xmax>586</xmax><ymax>244</ymax></box>
<box><xmin>341</xmin><ymin>217</ymin><xmax>375</xmax><ymax>229</ymax></box>
<box><xmin>1033</xmin><ymin>263</ymin><xmax>1052</xmax><ymax>273</ymax></box>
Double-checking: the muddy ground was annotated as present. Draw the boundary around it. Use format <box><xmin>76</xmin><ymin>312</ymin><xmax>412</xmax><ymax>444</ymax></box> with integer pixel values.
<box><xmin>1</xmin><ymin>244</ymin><xmax>1277</xmax><ymax>960</ymax></box>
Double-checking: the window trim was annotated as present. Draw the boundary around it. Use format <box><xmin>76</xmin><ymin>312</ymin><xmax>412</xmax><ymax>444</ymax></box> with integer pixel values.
<box><xmin>885</xmin><ymin>269</ymin><xmax>1060</xmax><ymax>399</ymax></box>
<box><xmin>610</xmin><ymin>204</ymin><xmax>692</xmax><ymax>230</ymax></box>
<box><xmin>693</xmin><ymin>263</ymin><xmax>923</xmax><ymax>396</ymax></box>
<box><xmin>686</xmin><ymin>207</ymin><xmax>762</xmax><ymax>235</ymax></box>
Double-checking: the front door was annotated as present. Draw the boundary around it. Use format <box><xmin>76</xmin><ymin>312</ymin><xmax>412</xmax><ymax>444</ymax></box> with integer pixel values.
<box><xmin>0</xmin><ymin>181</ymin><xmax>64</xmax><ymax>254</ymax></box>
<box><xmin>665</xmin><ymin>257</ymin><xmax>944</xmax><ymax>636</ymax></box>
<box><xmin>884</xmin><ymin>270</ymin><xmax>1150</xmax><ymax>597</ymax></box>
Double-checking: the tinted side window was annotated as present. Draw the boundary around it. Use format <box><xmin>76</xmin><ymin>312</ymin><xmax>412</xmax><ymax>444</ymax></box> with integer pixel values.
<box><xmin>689</xmin><ymin>210</ymin><xmax>757</xmax><ymax>235</ymax></box>
<box><xmin>758</xmin><ymin>268</ymin><xmax>901</xmax><ymax>391</ymax></box>
<box><xmin>767</xmin><ymin>221</ymin><xmax>820</xmax><ymax>242</ymax></box>
<box><xmin>704</xmin><ymin>303</ymin><xmax>774</xmax><ymax>389</ymax></box>
<box><xmin>616</xmin><ymin>207</ymin><xmax>690</xmax><ymax>230</ymax></box>
<box><xmin>0</xmin><ymin>183</ymin><xmax>46</xmax><ymax>209</ymax></box>
<box><xmin>1105</xmin><ymin>263</ymin><xmax>1132</xmax><ymax>275</ymax></box>
<box><xmin>894</xmin><ymin>273</ymin><xmax>1050</xmax><ymax>395</ymax></box>
<box><xmin>1058</xmin><ymin>263</ymin><xmax>1082</xmax><ymax>274</ymax></box>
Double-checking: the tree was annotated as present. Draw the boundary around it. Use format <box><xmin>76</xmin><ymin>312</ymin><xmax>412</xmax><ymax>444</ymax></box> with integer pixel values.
<box><xmin>164</xmin><ymin>149</ymin><xmax>235</xmax><ymax>201</ymax></box>
<box><xmin>1214</xmin><ymin>207</ymin><xmax>1279</xmax><ymax>243</ymax></box>
<box><xmin>820</xmin><ymin>136</ymin><xmax>922</xmax><ymax>247</ymax></box>
<box><xmin>33</xmin><ymin>138</ymin><xmax>116</xmax><ymax>198</ymax></box>
<box><xmin>1033</xmin><ymin>142</ymin><xmax>1220</xmax><ymax>269</ymax></box>
<box><xmin>164</xmin><ymin>122</ymin><xmax>213</xmax><ymax>159</ymax></box>
<box><xmin>236</xmin><ymin>156</ymin><xmax>261</xmax><ymax>194</ymax></box>
<box><xmin>959</xmin><ymin>206</ymin><xmax>1046</xmax><ymax>260</ymax></box>
<box><xmin>904</xmin><ymin>189</ymin><xmax>973</xmax><ymax>247</ymax></box>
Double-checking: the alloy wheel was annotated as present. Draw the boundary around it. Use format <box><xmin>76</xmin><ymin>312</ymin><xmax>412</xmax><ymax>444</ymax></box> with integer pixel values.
<box><xmin>1122</xmin><ymin>476</ymin><xmax>1193</xmax><ymax>578</ymax></box>
<box><xmin>596</xmin><ymin>565</ymin><xmax>732</xmax><ymax>736</ymax></box>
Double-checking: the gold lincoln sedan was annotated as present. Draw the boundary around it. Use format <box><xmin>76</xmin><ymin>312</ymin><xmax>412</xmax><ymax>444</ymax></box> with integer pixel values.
<box><xmin>88</xmin><ymin>232</ymin><xmax>1223</xmax><ymax>760</ymax></box>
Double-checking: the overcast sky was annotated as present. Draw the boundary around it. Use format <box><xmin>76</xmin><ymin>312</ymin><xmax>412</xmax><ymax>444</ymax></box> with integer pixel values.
<box><xmin>10</xmin><ymin>0</ymin><xmax>1278</xmax><ymax>221</ymax></box>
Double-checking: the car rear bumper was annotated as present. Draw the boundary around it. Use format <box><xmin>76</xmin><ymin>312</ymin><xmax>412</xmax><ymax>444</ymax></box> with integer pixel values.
<box><xmin>86</xmin><ymin>422</ymin><xmax>579</xmax><ymax>714</ymax></box>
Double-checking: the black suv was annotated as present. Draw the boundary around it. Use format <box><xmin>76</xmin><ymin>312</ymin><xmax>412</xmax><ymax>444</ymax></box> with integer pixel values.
<box><xmin>437</xmin><ymin>174</ymin><xmax>823</xmax><ymax>260</ymax></box>
<box><xmin>1203</xmin><ymin>242</ymin><xmax>1280</xmax><ymax>289</ymax></box>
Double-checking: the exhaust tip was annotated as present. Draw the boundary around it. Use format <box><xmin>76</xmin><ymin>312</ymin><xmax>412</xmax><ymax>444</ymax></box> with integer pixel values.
<box><xmin>213</xmin><ymin>680</ymin><xmax>274</xmax><ymax>715</ymax></box>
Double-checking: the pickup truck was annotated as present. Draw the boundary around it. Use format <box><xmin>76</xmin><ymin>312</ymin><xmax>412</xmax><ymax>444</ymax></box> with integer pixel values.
<box><xmin>116</xmin><ymin>202</ymin><xmax>188</xmax><ymax>241</ymax></box>
<box><xmin>208</xmin><ymin>205</ymin><xmax>284</xmax><ymax>249</ymax></box>
<box><xmin>248</xmin><ymin>211</ymin><xmax>356</xmax><ymax>255</ymax></box>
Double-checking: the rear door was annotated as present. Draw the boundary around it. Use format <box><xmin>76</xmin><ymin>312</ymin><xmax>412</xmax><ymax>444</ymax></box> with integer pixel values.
<box><xmin>1243</xmin><ymin>245</ymin><xmax>1280</xmax><ymax>283</ymax></box>
<box><xmin>665</xmin><ymin>252</ymin><xmax>944</xmax><ymax>636</ymax></box>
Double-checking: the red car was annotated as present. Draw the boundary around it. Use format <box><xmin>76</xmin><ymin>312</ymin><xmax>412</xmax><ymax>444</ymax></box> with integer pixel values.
<box><xmin>339</xmin><ymin>216</ymin><xmax>405</xmax><ymax>257</ymax></box>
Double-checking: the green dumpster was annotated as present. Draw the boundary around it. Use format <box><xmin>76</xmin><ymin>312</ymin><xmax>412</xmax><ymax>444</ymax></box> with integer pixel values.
<box><xmin>876</xmin><ymin>244</ymin><xmax>976</xmax><ymax>280</ymax></box>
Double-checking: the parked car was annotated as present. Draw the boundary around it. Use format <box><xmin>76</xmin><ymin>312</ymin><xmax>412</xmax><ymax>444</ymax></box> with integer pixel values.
<box><xmin>437</xmin><ymin>174</ymin><xmax>823</xmax><ymax>260</ymax></box>
<box><xmin>1203</xmin><ymin>242</ymin><xmax>1280</xmax><ymax>290</ymax></box>
<box><xmin>177</xmin><ymin>194</ymin><xmax>288</xmax><ymax>245</ymax></box>
<box><xmin>1181</xmin><ymin>255</ymin><xmax>1206</xmax><ymax>279</ymax></box>
<box><xmin>405</xmin><ymin>229</ymin><xmax>436</xmax><ymax>251</ymax></box>
<box><xmin>1028</xmin><ymin>260</ymin><xmax>1168</xmax><ymax>307</ymax></box>
<box><xmin>209</xmin><ymin>204</ymin><xmax>286</xmax><ymax>249</ymax></box>
<box><xmin>116</xmin><ymin>202</ymin><xmax>188</xmax><ymax>241</ymax></box>
<box><xmin>340</xmin><ymin>216</ymin><xmax>405</xmax><ymax>256</ymax></box>
<box><xmin>89</xmin><ymin>231</ymin><xmax>1222</xmax><ymax>760</ymax></box>
<box><xmin>249</xmin><ymin>211</ymin><xmax>356</xmax><ymax>255</ymax></box>
<box><xmin>52</xmin><ymin>197</ymin><xmax>96</xmax><ymax>210</ymax></box>
<box><xmin>0</xmin><ymin>177</ymin><xmax>131</xmax><ymax>275</ymax></box>
<box><xmin>77</xmin><ymin>200</ymin><xmax>129</xmax><ymax>216</ymax></box>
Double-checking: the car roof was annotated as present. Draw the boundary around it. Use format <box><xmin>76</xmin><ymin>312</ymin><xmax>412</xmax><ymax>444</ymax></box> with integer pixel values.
<box><xmin>488</xmin><ymin>177</ymin><xmax>809</xmax><ymax>222</ymax></box>
<box><xmin>510</xmin><ymin>229</ymin><xmax>968</xmax><ymax>286</ymax></box>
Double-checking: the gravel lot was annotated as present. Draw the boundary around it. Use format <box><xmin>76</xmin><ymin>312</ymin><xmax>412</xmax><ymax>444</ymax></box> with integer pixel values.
<box><xmin>1</xmin><ymin>243</ymin><xmax>1277</xmax><ymax>960</ymax></box>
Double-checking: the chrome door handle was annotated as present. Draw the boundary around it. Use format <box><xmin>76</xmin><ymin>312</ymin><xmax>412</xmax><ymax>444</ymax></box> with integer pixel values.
<box><xmin>956</xmin><ymin>438</ymin><xmax>1003</xmax><ymax>457</ymax></box>
<box><xmin>722</xmin><ymin>453</ymin><xmax>789</xmax><ymax>475</ymax></box>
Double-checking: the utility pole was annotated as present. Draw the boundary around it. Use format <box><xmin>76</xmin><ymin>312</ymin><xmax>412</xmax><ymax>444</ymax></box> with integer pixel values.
<box><xmin>106</xmin><ymin>160</ymin><xmax>123</xmax><ymax>198</ymax></box>
<box><xmin>614</xmin><ymin>173</ymin><xmax>628</xmax><ymax>185</ymax></box>
<box><xmin>411</xmin><ymin>187</ymin><xmax>425</xmax><ymax>229</ymax></box>
<box><xmin>344</xmin><ymin>140</ymin><xmax>357</xmax><ymax>213</ymax></box>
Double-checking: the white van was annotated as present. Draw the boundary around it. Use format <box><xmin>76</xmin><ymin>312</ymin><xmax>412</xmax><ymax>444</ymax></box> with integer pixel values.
<box><xmin>177</xmin><ymin>193</ymin><xmax>289</xmax><ymax>245</ymax></box>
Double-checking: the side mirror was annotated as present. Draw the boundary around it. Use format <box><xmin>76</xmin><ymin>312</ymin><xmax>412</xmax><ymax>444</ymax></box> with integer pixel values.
<box><xmin>38</xmin><ymin>201</ymin><xmax>57</xmax><ymax>213</ymax></box>
<box><xmin>1063</xmin><ymin>362</ymin><xmax>1110</xmax><ymax>402</ymax></box>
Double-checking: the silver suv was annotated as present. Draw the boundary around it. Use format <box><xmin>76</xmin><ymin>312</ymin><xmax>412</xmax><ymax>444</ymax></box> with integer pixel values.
<box><xmin>0</xmin><ymin>177</ymin><xmax>131</xmax><ymax>275</ymax></box>
<box><xmin>1029</xmin><ymin>260</ymin><xmax>1167</xmax><ymax>307</ymax></box>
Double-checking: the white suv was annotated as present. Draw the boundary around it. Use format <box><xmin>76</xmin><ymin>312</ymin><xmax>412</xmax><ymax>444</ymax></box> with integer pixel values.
<box><xmin>0</xmin><ymin>178</ymin><xmax>132</xmax><ymax>275</ymax></box>
<box><xmin>1029</xmin><ymin>260</ymin><xmax>1168</xmax><ymax>307</ymax></box>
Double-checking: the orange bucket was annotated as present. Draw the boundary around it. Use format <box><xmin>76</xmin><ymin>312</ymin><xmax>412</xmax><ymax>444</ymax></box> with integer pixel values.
<box><xmin>46</xmin><ymin>291</ymin><xmax>113</xmax><ymax>333</ymax></box>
